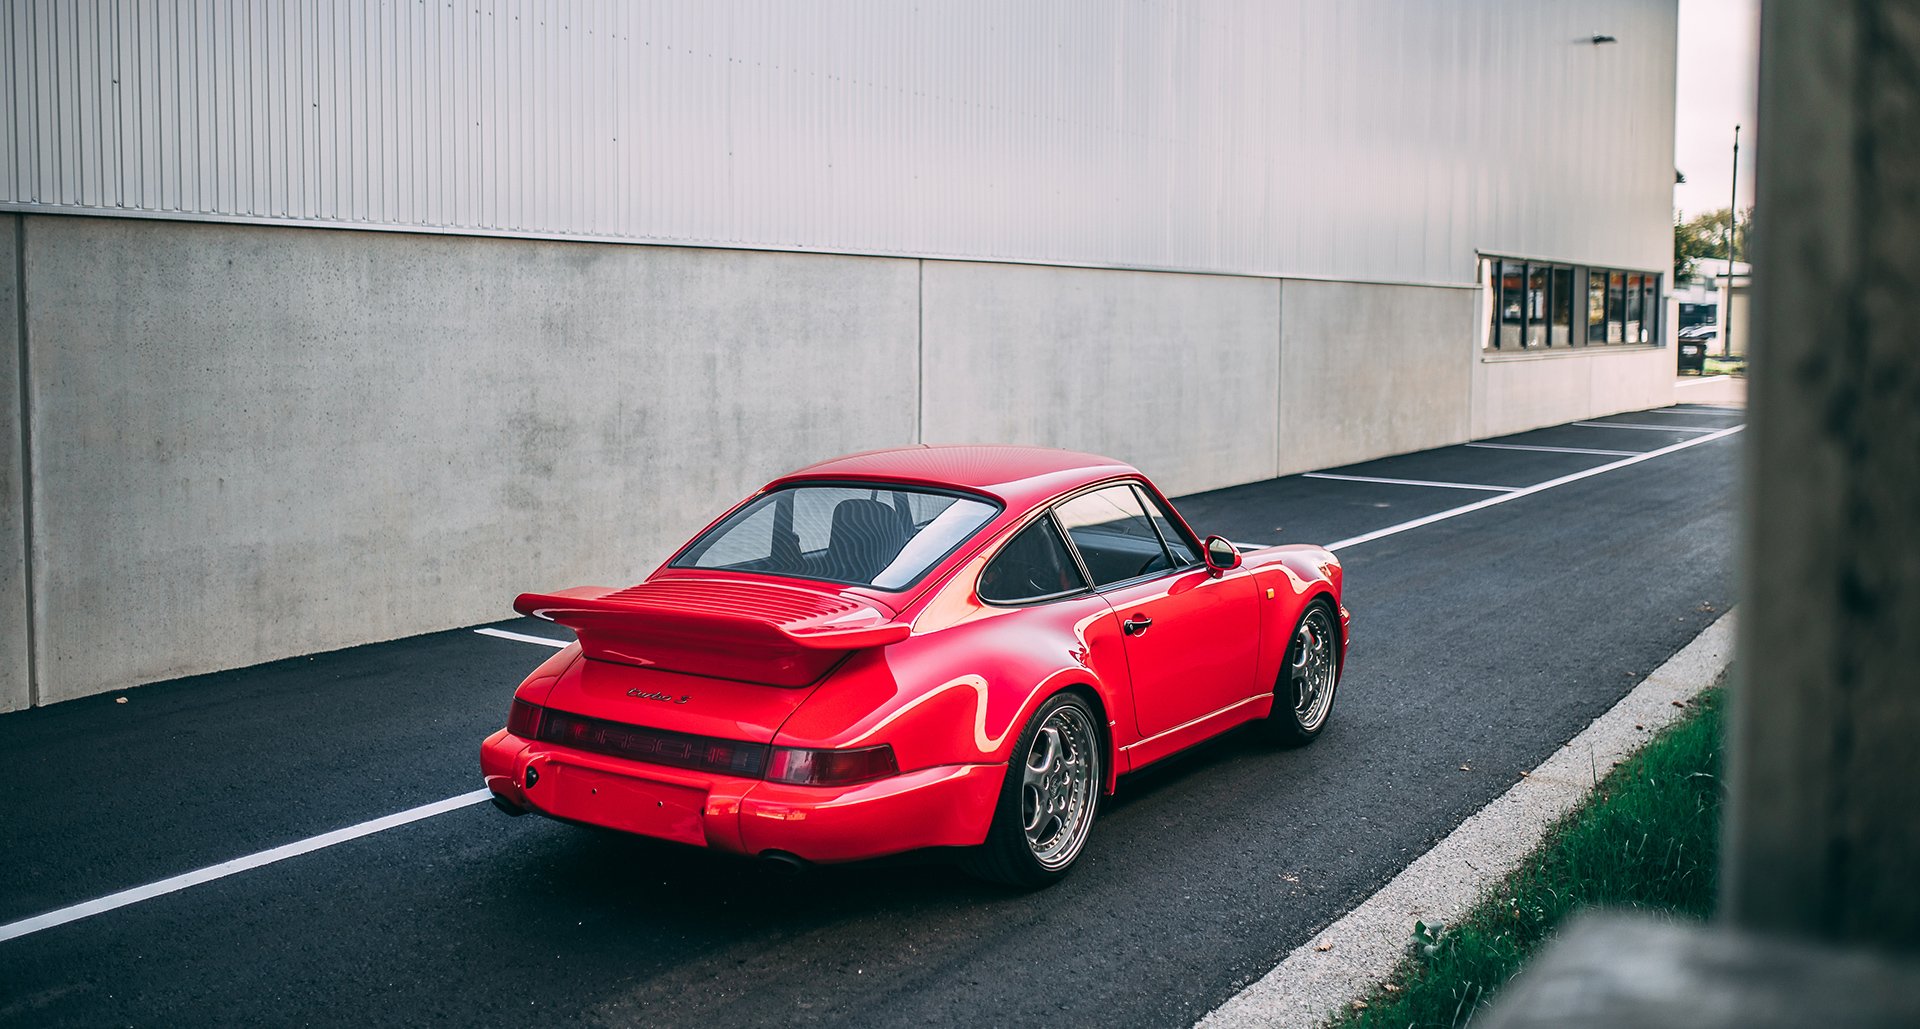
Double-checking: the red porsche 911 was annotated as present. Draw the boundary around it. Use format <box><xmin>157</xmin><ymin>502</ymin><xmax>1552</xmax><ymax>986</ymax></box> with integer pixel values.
<box><xmin>481</xmin><ymin>446</ymin><xmax>1348</xmax><ymax>886</ymax></box>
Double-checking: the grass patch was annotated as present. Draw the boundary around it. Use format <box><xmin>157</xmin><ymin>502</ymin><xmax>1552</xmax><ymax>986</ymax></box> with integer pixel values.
<box><xmin>1702</xmin><ymin>356</ymin><xmax>1746</xmax><ymax>376</ymax></box>
<box><xmin>1335</xmin><ymin>685</ymin><xmax>1725</xmax><ymax>1028</ymax></box>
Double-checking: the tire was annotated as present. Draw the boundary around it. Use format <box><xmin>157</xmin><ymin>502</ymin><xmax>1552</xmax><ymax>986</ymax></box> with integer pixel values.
<box><xmin>1264</xmin><ymin>599</ymin><xmax>1341</xmax><ymax>747</ymax></box>
<box><xmin>962</xmin><ymin>692</ymin><xmax>1104</xmax><ymax>889</ymax></box>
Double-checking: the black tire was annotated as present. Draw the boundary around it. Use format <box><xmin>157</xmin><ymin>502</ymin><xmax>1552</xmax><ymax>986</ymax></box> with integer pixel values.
<box><xmin>961</xmin><ymin>692</ymin><xmax>1104</xmax><ymax>889</ymax></box>
<box><xmin>1264</xmin><ymin>599</ymin><xmax>1341</xmax><ymax>747</ymax></box>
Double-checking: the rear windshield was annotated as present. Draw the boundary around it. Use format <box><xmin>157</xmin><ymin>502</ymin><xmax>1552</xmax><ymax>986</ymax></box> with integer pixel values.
<box><xmin>672</xmin><ymin>484</ymin><xmax>1000</xmax><ymax>591</ymax></box>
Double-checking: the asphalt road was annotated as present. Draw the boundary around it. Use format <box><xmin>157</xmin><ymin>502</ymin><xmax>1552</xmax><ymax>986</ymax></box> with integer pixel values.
<box><xmin>0</xmin><ymin>403</ymin><xmax>1743</xmax><ymax>1028</ymax></box>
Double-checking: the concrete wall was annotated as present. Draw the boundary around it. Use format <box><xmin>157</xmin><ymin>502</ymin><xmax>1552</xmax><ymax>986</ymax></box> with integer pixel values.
<box><xmin>1471</xmin><ymin>346</ymin><xmax>1679</xmax><ymax>440</ymax></box>
<box><xmin>5</xmin><ymin>214</ymin><xmax>1686</xmax><ymax>705</ymax></box>
<box><xmin>1</xmin><ymin>215</ymin><xmax>25</xmax><ymax>712</ymax></box>
<box><xmin>919</xmin><ymin>261</ymin><xmax>1281</xmax><ymax>497</ymax></box>
<box><xmin>20</xmin><ymin>215</ymin><xmax>919</xmax><ymax>703</ymax></box>
<box><xmin>1275</xmin><ymin>281</ymin><xmax>1476</xmax><ymax>476</ymax></box>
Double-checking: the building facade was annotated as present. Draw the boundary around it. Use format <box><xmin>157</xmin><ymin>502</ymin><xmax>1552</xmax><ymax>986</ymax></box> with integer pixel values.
<box><xmin>0</xmin><ymin>0</ymin><xmax>1680</xmax><ymax>707</ymax></box>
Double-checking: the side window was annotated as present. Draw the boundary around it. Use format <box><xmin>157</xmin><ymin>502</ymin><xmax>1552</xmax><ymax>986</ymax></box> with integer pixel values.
<box><xmin>978</xmin><ymin>515</ymin><xmax>1086</xmax><ymax>604</ymax></box>
<box><xmin>1054</xmin><ymin>484</ymin><xmax>1173</xmax><ymax>587</ymax></box>
<box><xmin>1132</xmin><ymin>485</ymin><xmax>1200</xmax><ymax>567</ymax></box>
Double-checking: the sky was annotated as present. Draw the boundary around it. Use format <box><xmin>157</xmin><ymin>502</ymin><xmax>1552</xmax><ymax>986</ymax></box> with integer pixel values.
<box><xmin>1673</xmin><ymin>0</ymin><xmax>1761</xmax><ymax>218</ymax></box>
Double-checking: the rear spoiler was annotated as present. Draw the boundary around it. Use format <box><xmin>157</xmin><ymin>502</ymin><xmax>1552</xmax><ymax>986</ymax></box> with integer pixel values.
<box><xmin>512</xmin><ymin>581</ymin><xmax>909</xmax><ymax>686</ymax></box>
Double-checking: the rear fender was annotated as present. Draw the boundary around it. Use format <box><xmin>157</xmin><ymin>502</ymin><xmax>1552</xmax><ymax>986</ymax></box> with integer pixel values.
<box><xmin>772</xmin><ymin>596</ymin><xmax>1128</xmax><ymax>791</ymax></box>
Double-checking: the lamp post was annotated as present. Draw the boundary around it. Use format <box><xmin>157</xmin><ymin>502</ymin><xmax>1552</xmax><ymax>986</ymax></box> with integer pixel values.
<box><xmin>1724</xmin><ymin>124</ymin><xmax>1740</xmax><ymax>357</ymax></box>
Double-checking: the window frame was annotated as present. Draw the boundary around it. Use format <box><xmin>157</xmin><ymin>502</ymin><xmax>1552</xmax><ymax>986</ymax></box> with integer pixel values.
<box><xmin>1484</xmin><ymin>256</ymin><xmax>1663</xmax><ymax>351</ymax></box>
<box><xmin>973</xmin><ymin>509</ymin><xmax>1094</xmax><ymax>607</ymax></box>
<box><xmin>1129</xmin><ymin>483</ymin><xmax>1204</xmax><ymax>570</ymax></box>
<box><xmin>1046</xmin><ymin>478</ymin><xmax>1202</xmax><ymax>595</ymax></box>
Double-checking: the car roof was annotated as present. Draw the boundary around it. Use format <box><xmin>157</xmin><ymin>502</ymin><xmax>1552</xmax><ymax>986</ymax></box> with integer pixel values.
<box><xmin>772</xmin><ymin>444</ymin><xmax>1141</xmax><ymax>508</ymax></box>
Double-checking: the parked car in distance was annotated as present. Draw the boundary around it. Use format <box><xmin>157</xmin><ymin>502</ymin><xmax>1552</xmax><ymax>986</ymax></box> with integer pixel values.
<box><xmin>481</xmin><ymin>446</ymin><xmax>1349</xmax><ymax>887</ymax></box>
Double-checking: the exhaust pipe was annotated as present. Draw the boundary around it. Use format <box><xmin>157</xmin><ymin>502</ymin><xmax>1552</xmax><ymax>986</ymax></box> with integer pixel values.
<box><xmin>758</xmin><ymin>851</ymin><xmax>808</xmax><ymax>876</ymax></box>
<box><xmin>490</xmin><ymin>794</ymin><xmax>528</xmax><ymax>817</ymax></box>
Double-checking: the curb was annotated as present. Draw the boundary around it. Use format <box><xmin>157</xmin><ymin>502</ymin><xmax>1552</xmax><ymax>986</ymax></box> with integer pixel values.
<box><xmin>1197</xmin><ymin>609</ymin><xmax>1738</xmax><ymax>1028</ymax></box>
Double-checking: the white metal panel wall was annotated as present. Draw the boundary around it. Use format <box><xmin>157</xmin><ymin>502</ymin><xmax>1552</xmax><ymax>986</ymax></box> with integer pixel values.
<box><xmin>0</xmin><ymin>0</ymin><xmax>1676</xmax><ymax>285</ymax></box>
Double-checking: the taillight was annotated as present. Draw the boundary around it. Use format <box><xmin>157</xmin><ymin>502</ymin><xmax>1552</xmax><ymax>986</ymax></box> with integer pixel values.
<box><xmin>764</xmin><ymin>745</ymin><xmax>899</xmax><ymax>787</ymax></box>
<box><xmin>506</xmin><ymin>699</ymin><xmax>544</xmax><ymax>739</ymax></box>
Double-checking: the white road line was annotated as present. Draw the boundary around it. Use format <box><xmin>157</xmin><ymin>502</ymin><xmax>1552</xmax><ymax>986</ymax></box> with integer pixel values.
<box><xmin>1674</xmin><ymin>374</ymin><xmax>1730</xmax><ymax>387</ymax></box>
<box><xmin>1197</xmin><ymin>612</ymin><xmax>1737</xmax><ymax>1029</ymax></box>
<box><xmin>1673</xmin><ymin>404</ymin><xmax>1747</xmax><ymax>414</ymax></box>
<box><xmin>1301</xmin><ymin>472</ymin><xmax>1515</xmax><ymax>493</ymax></box>
<box><xmin>475</xmin><ymin>627</ymin><xmax>571</xmax><ymax>648</ymax></box>
<box><xmin>1571</xmin><ymin>420</ymin><xmax>1719</xmax><ymax>432</ymax></box>
<box><xmin>1464</xmin><ymin>442</ymin><xmax>1640</xmax><ymax>457</ymax></box>
<box><xmin>1326</xmin><ymin>424</ymin><xmax>1744</xmax><ymax>552</ymax></box>
<box><xmin>0</xmin><ymin>790</ymin><xmax>492</xmax><ymax>945</ymax></box>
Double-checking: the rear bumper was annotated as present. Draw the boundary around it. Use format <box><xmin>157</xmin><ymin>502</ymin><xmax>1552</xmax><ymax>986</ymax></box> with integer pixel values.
<box><xmin>480</xmin><ymin>729</ymin><xmax>1003</xmax><ymax>863</ymax></box>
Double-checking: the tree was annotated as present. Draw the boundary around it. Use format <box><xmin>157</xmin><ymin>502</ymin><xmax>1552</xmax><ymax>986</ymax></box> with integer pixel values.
<box><xmin>1674</xmin><ymin>207</ymin><xmax>1755</xmax><ymax>280</ymax></box>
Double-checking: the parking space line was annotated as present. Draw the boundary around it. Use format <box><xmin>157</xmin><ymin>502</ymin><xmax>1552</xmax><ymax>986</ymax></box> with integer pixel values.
<box><xmin>1302</xmin><ymin>472</ymin><xmax>1515</xmax><ymax>493</ymax></box>
<box><xmin>475</xmin><ymin>627</ymin><xmax>571</xmax><ymax>649</ymax></box>
<box><xmin>0</xmin><ymin>789</ymin><xmax>493</xmax><ymax>945</ymax></box>
<box><xmin>1572</xmin><ymin>421</ymin><xmax>1720</xmax><ymax>432</ymax></box>
<box><xmin>1325</xmin><ymin>424</ymin><xmax>1743</xmax><ymax>552</ymax></box>
<box><xmin>1465</xmin><ymin>442</ymin><xmax>1640</xmax><ymax>457</ymax></box>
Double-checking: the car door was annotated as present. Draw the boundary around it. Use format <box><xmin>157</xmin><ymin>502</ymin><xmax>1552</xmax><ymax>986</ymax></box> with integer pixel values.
<box><xmin>1053</xmin><ymin>482</ymin><xmax>1260</xmax><ymax>740</ymax></box>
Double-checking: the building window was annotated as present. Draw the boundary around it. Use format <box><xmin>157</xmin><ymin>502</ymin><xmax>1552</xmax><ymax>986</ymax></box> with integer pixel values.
<box><xmin>1588</xmin><ymin>271</ymin><xmax>1607</xmax><ymax>345</ymax></box>
<box><xmin>1484</xmin><ymin>257</ymin><xmax>1661</xmax><ymax>350</ymax></box>
<box><xmin>1551</xmin><ymin>266</ymin><xmax>1573</xmax><ymax>347</ymax></box>
<box><xmin>1607</xmin><ymin>272</ymin><xmax>1626</xmax><ymax>343</ymax></box>
<box><xmin>1641</xmin><ymin>276</ymin><xmax>1660</xmax><ymax>343</ymax></box>
<box><xmin>1625</xmin><ymin>272</ymin><xmax>1645</xmax><ymax>344</ymax></box>
<box><xmin>1525</xmin><ymin>264</ymin><xmax>1549</xmax><ymax>348</ymax></box>
<box><xmin>1498</xmin><ymin>260</ymin><xmax>1524</xmax><ymax>350</ymax></box>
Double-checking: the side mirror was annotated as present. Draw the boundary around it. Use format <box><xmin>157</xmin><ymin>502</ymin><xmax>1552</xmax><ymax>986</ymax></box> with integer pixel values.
<box><xmin>1203</xmin><ymin>535</ymin><xmax>1242</xmax><ymax>576</ymax></box>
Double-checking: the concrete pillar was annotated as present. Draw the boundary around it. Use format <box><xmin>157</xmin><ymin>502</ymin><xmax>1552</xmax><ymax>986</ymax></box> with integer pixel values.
<box><xmin>1725</xmin><ymin>0</ymin><xmax>1920</xmax><ymax>948</ymax></box>
<box><xmin>1</xmin><ymin>214</ymin><xmax>28</xmax><ymax>713</ymax></box>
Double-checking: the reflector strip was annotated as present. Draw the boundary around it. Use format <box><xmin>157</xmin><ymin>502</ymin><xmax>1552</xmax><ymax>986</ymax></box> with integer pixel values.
<box><xmin>538</xmin><ymin>710</ymin><xmax>769</xmax><ymax>778</ymax></box>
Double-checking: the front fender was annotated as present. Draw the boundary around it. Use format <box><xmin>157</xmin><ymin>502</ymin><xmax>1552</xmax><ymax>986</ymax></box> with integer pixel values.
<box><xmin>1244</xmin><ymin>544</ymin><xmax>1345</xmax><ymax>689</ymax></box>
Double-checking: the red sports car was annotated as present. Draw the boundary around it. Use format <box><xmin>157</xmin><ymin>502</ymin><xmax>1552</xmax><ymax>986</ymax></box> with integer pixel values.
<box><xmin>481</xmin><ymin>446</ymin><xmax>1348</xmax><ymax>886</ymax></box>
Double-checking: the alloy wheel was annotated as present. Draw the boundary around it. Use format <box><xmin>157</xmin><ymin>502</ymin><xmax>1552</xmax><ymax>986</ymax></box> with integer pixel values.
<box><xmin>1020</xmin><ymin>702</ymin><xmax>1100</xmax><ymax>871</ymax></box>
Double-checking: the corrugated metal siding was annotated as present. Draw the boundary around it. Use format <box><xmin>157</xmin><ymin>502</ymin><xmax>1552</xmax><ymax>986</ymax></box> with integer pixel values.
<box><xmin>1</xmin><ymin>0</ymin><xmax>1677</xmax><ymax>284</ymax></box>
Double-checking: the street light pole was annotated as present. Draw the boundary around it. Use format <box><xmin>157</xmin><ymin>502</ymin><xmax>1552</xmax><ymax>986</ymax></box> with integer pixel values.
<box><xmin>1725</xmin><ymin>124</ymin><xmax>1740</xmax><ymax>357</ymax></box>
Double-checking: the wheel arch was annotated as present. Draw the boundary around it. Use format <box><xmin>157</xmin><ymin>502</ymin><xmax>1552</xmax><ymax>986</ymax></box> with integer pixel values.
<box><xmin>1047</xmin><ymin>680</ymin><xmax>1119</xmax><ymax>795</ymax></box>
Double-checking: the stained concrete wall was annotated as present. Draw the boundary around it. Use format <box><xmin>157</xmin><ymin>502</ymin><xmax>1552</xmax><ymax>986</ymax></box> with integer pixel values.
<box><xmin>919</xmin><ymin>261</ymin><xmax>1282</xmax><ymax>498</ymax></box>
<box><xmin>1</xmin><ymin>216</ymin><xmax>26</xmax><ymax>713</ymax></box>
<box><xmin>1275</xmin><ymin>281</ymin><xmax>1476</xmax><ymax>476</ymax></box>
<box><xmin>1471</xmin><ymin>346</ymin><xmax>1678</xmax><ymax>440</ymax></box>
<box><xmin>21</xmin><ymin>216</ymin><xmax>920</xmax><ymax>703</ymax></box>
<box><xmin>6</xmin><ymin>214</ymin><xmax>1686</xmax><ymax>706</ymax></box>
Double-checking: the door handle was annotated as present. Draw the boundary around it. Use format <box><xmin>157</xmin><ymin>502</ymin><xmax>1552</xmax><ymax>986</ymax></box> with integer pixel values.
<box><xmin>1122</xmin><ymin>615</ymin><xmax>1153</xmax><ymax>636</ymax></box>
